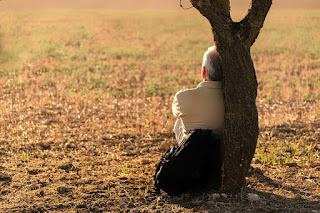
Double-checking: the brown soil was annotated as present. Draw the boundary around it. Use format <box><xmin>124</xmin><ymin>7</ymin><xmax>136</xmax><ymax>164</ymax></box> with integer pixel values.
<box><xmin>0</xmin><ymin>83</ymin><xmax>319</xmax><ymax>212</ymax></box>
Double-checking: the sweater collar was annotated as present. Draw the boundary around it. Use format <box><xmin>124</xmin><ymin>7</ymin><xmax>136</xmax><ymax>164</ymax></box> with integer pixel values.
<box><xmin>197</xmin><ymin>81</ymin><xmax>222</xmax><ymax>89</ymax></box>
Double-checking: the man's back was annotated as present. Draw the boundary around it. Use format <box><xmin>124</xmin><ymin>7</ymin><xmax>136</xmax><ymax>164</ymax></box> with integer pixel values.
<box><xmin>172</xmin><ymin>81</ymin><xmax>224</xmax><ymax>139</ymax></box>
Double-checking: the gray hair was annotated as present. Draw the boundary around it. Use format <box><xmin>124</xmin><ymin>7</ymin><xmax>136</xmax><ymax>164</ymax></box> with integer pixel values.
<box><xmin>202</xmin><ymin>46</ymin><xmax>223</xmax><ymax>81</ymax></box>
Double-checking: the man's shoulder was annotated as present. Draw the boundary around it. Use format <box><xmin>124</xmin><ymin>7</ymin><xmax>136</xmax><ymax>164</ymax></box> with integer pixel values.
<box><xmin>174</xmin><ymin>88</ymin><xmax>197</xmax><ymax>100</ymax></box>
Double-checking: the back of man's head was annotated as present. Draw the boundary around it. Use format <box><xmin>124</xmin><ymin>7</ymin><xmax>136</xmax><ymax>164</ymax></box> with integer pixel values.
<box><xmin>202</xmin><ymin>46</ymin><xmax>223</xmax><ymax>81</ymax></box>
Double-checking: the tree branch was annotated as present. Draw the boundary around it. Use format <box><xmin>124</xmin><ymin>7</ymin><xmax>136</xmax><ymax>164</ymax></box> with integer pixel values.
<box><xmin>189</xmin><ymin>0</ymin><xmax>233</xmax><ymax>43</ymax></box>
<box><xmin>242</xmin><ymin>0</ymin><xmax>273</xmax><ymax>47</ymax></box>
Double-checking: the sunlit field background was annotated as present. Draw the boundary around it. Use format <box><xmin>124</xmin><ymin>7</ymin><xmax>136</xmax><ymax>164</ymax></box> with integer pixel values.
<box><xmin>0</xmin><ymin>1</ymin><xmax>320</xmax><ymax>212</ymax></box>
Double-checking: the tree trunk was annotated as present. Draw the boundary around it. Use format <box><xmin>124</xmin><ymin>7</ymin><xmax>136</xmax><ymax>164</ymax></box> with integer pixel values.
<box><xmin>189</xmin><ymin>0</ymin><xmax>272</xmax><ymax>192</ymax></box>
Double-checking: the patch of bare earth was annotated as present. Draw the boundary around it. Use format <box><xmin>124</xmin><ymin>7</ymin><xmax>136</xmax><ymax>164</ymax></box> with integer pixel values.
<box><xmin>0</xmin><ymin>57</ymin><xmax>319</xmax><ymax>212</ymax></box>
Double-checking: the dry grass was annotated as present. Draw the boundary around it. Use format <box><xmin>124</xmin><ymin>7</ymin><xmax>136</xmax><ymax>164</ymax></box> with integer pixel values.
<box><xmin>0</xmin><ymin>9</ymin><xmax>319</xmax><ymax>212</ymax></box>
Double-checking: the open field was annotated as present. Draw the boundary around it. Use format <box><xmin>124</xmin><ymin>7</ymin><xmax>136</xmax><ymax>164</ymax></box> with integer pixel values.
<box><xmin>0</xmin><ymin>7</ymin><xmax>320</xmax><ymax>213</ymax></box>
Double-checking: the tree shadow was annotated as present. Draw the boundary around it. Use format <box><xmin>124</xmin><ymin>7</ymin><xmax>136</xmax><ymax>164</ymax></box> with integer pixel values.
<box><xmin>249</xmin><ymin>167</ymin><xmax>320</xmax><ymax>200</ymax></box>
<box><xmin>163</xmin><ymin>167</ymin><xmax>320</xmax><ymax>212</ymax></box>
<box><xmin>260</xmin><ymin>122</ymin><xmax>320</xmax><ymax>138</ymax></box>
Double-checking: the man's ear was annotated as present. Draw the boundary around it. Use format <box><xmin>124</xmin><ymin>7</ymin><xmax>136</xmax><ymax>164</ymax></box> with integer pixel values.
<box><xmin>202</xmin><ymin>66</ymin><xmax>206</xmax><ymax>79</ymax></box>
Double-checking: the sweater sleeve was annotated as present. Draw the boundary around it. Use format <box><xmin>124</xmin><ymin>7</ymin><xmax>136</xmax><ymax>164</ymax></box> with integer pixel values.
<box><xmin>172</xmin><ymin>93</ymin><xmax>181</xmax><ymax>118</ymax></box>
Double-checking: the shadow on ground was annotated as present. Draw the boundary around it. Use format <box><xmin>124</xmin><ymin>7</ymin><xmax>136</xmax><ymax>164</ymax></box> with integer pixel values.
<box><xmin>165</xmin><ymin>168</ymin><xmax>320</xmax><ymax>213</ymax></box>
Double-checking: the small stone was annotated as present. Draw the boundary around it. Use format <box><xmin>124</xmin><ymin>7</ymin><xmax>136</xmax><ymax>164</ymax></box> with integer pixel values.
<box><xmin>270</xmin><ymin>195</ymin><xmax>277</xmax><ymax>201</ymax></box>
<box><xmin>141</xmin><ymin>159</ymin><xmax>150</xmax><ymax>164</ymax></box>
<box><xmin>247</xmin><ymin>193</ymin><xmax>260</xmax><ymax>202</ymax></box>
<box><xmin>220</xmin><ymin>193</ymin><xmax>227</xmax><ymax>199</ymax></box>
<box><xmin>295</xmin><ymin>194</ymin><xmax>302</xmax><ymax>200</ymax></box>
<box><xmin>311</xmin><ymin>210</ymin><xmax>319</xmax><ymax>213</ymax></box>
<box><xmin>58</xmin><ymin>162</ymin><xmax>73</xmax><ymax>171</ymax></box>
<box><xmin>208</xmin><ymin>193</ymin><xmax>220</xmax><ymax>199</ymax></box>
<box><xmin>0</xmin><ymin>172</ymin><xmax>11</xmax><ymax>182</ymax></box>
<box><xmin>57</xmin><ymin>186</ymin><xmax>73</xmax><ymax>194</ymax></box>
<box><xmin>159</xmin><ymin>142</ymin><xmax>170</xmax><ymax>151</ymax></box>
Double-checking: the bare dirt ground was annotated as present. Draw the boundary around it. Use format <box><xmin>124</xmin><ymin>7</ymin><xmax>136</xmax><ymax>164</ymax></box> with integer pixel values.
<box><xmin>0</xmin><ymin>69</ymin><xmax>319</xmax><ymax>212</ymax></box>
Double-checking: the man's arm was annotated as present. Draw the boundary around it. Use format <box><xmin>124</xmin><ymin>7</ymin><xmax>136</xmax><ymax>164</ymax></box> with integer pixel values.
<box><xmin>172</xmin><ymin>93</ymin><xmax>182</xmax><ymax>141</ymax></box>
<box><xmin>173</xmin><ymin>118</ymin><xmax>181</xmax><ymax>137</ymax></box>
<box><xmin>172</xmin><ymin>93</ymin><xmax>181</xmax><ymax>118</ymax></box>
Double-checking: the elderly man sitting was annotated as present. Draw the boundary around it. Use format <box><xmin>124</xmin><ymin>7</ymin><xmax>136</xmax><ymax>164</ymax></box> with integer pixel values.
<box><xmin>154</xmin><ymin>46</ymin><xmax>225</xmax><ymax>196</ymax></box>
<box><xmin>172</xmin><ymin>46</ymin><xmax>224</xmax><ymax>144</ymax></box>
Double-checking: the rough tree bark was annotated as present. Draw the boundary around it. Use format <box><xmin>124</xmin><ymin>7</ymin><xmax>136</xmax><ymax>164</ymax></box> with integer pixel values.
<box><xmin>188</xmin><ymin>0</ymin><xmax>272</xmax><ymax>192</ymax></box>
